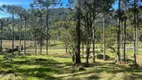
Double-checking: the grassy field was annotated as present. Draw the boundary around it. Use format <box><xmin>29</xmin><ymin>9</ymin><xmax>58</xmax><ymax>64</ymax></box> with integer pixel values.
<box><xmin>2</xmin><ymin>40</ymin><xmax>142</xmax><ymax>54</ymax></box>
<box><xmin>3</xmin><ymin>40</ymin><xmax>142</xmax><ymax>49</ymax></box>
<box><xmin>2</xmin><ymin>40</ymin><xmax>64</xmax><ymax>49</ymax></box>
<box><xmin>1</xmin><ymin>40</ymin><xmax>142</xmax><ymax>80</ymax></box>
<box><xmin>0</xmin><ymin>53</ymin><xmax>142</xmax><ymax>80</ymax></box>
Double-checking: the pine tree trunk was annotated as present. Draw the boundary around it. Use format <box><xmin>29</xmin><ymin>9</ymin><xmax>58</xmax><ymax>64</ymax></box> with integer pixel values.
<box><xmin>134</xmin><ymin>0</ymin><xmax>137</xmax><ymax>65</ymax></box>
<box><xmin>103</xmin><ymin>13</ymin><xmax>106</xmax><ymax>61</ymax></box>
<box><xmin>34</xmin><ymin>15</ymin><xmax>37</xmax><ymax>55</ymax></box>
<box><xmin>123</xmin><ymin>18</ymin><xmax>127</xmax><ymax>62</ymax></box>
<box><xmin>40</xmin><ymin>39</ymin><xmax>42</xmax><ymax>55</ymax></box>
<box><xmin>34</xmin><ymin>38</ymin><xmax>37</xmax><ymax>55</ymax></box>
<box><xmin>117</xmin><ymin>0</ymin><xmax>121</xmax><ymax>62</ymax></box>
<box><xmin>38</xmin><ymin>12</ymin><xmax>43</xmax><ymax>55</ymax></box>
<box><xmin>0</xmin><ymin>21</ymin><xmax>2</xmax><ymax>54</ymax></box>
<box><xmin>24</xmin><ymin>18</ymin><xmax>26</xmax><ymax>55</ymax></box>
<box><xmin>75</xmin><ymin>0</ymin><xmax>81</xmax><ymax>64</ymax></box>
<box><xmin>65</xmin><ymin>47</ymin><xmax>68</xmax><ymax>53</ymax></box>
<box><xmin>12</xmin><ymin>14</ymin><xmax>15</xmax><ymax>55</ymax></box>
<box><xmin>72</xmin><ymin>48</ymin><xmax>75</xmax><ymax>62</ymax></box>
<box><xmin>82</xmin><ymin>42</ymin><xmax>84</xmax><ymax>58</ymax></box>
<box><xmin>46</xmin><ymin>8</ymin><xmax>49</xmax><ymax>55</ymax></box>
<box><xmin>134</xmin><ymin>22</ymin><xmax>138</xmax><ymax>65</ymax></box>
<box><xmin>136</xmin><ymin>12</ymin><xmax>139</xmax><ymax>55</ymax></box>
<box><xmin>92</xmin><ymin>28</ymin><xmax>95</xmax><ymax>63</ymax></box>
<box><xmin>18</xmin><ymin>17</ymin><xmax>22</xmax><ymax>55</ymax></box>
<box><xmin>85</xmin><ymin>46</ymin><xmax>90</xmax><ymax>67</ymax></box>
<box><xmin>92</xmin><ymin>0</ymin><xmax>97</xmax><ymax>63</ymax></box>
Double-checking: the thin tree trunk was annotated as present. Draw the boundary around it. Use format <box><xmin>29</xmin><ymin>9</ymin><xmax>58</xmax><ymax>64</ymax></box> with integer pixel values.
<box><xmin>75</xmin><ymin>0</ymin><xmax>81</xmax><ymax>64</ymax></box>
<box><xmin>54</xmin><ymin>36</ymin><xmax>56</xmax><ymax>45</ymax></box>
<box><xmin>40</xmin><ymin>39</ymin><xmax>42</xmax><ymax>55</ymax></box>
<box><xmin>82</xmin><ymin>42</ymin><xmax>84</xmax><ymax>58</ymax></box>
<box><xmin>133</xmin><ymin>0</ymin><xmax>137</xmax><ymax>65</ymax></box>
<box><xmin>82</xmin><ymin>25</ymin><xmax>85</xmax><ymax>58</ymax></box>
<box><xmin>34</xmin><ymin>15</ymin><xmax>37</xmax><ymax>55</ymax></box>
<box><xmin>65</xmin><ymin>47</ymin><xmax>68</xmax><ymax>53</ymax></box>
<box><xmin>72</xmin><ymin>48</ymin><xmax>75</xmax><ymax>62</ymax></box>
<box><xmin>103</xmin><ymin>13</ymin><xmax>106</xmax><ymax>61</ymax></box>
<box><xmin>123</xmin><ymin>18</ymin><xmax>127</xmax><ymax>62</ymax></box>
<box><xmin>85</xmin><ymin>46</ymin><xmax>90</xmax><ymax>67</ymax></box>
<box><xmin>18</xmin><ymin>17</ymin><xmax>22</xmax><ymax>55</ymax></box>
<box><xmin>40</xmin><ymin>13</ymin><xmax>43</xmax><ymax>55</ymax></box>
<box><xmin>136</xmin><ymin>12</ymin><xmax>139</xmax><ymax>55</ymax></box>
<box><xmin>92</xmin><ymin>0</ymin><xmax>97</xmax><ymax>63</ymax></box>
<box><xmin>92</xmin><ymin>28</ymin><xmax>95</xmax><ymax>62</ymax></box>
<box><xmin>46</xmin><ymin>8</ymin><xmax>49</xmax><ymax>55</ymax></box>
<box><xmin>34</xmin><ymin>38</ymin><xmax>37</xmax><ymax>55</ymax></box>
<box><xmin>134</xmin><ymin>23</ymin><xmax>138</xmax><ymax>65</ymax></box>
<box><xmin>120</xmin><ymin>22</ymin><xmax>123</xmax><ymax>62</ymax></box>
<box><xmin>24</xmin><ymin>18</ymin><xmax>26</xmax><ymax>55</ymax></box>
<box><xmin>116</xmin><ymin>0</ymin><xmax>121</xmax><ymax>62</ymax></box>
<box><xmin>0</xmin><ymin>21</ymin><xmax>2</xmax><ymax>54</ymax></box>
<box><xmin>12</xmin><ymin>14</ymin><xmax>14</xmax><ymax>55</ymax></box>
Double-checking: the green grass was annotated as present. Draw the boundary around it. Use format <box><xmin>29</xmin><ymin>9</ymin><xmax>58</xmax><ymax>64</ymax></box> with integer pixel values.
<box><xmin>0</xmin><ymin>52</ymin><xmax>142</xmax><ymax>80</ymax></box>
<box><xmin>1</xmin><ymin>40</ymin><xmax>142</xmax><ymax>80</ymax></box>
<box><xmin>0</xmin><ymin>54</ymin><xmax>72</xmax><ymax>80</ymax></box>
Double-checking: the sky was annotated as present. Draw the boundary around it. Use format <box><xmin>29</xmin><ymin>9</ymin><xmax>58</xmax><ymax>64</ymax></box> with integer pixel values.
<box><xmin>0</xmin><ymin>0</ymin><xmax>33</xmax><ymax>18</ymax></box>
<box><xmin>0</xmin><ymin>0</ymin><xmax>31</xmax><ymax>18</ymax></box>
<box><xmin>0</xmin><ymin>0</ymin><xmax>118</xmax><ymax>18</ymax></box>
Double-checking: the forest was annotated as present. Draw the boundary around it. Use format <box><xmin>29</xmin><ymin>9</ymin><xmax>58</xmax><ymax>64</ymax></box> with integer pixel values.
<box><xmin>0</xmin><ymin>0</ymin><xmax>142</xmax><ymax>80</ymax></box>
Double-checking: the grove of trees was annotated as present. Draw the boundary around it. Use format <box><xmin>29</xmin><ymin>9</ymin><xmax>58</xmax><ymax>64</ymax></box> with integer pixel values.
<box><xmin>0</xmin><ymin>0</ymin><xmax>142</xmax><ymax>67</ymax></box>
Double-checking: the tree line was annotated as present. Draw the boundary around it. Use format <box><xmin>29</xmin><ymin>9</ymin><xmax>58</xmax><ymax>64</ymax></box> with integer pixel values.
<box><xmin>0</xmin><ymin>0</ymin><xmax>142</xmax><ymax>67</ymax></box>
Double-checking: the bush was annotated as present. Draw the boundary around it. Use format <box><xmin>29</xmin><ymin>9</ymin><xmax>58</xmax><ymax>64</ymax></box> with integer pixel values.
<box><xmin>77</xmin><ymin>67</ymin><xmax>86</xmax><ymax>71</ymax></box>
<box><xmin>96</xmin><ymin>54</ymin><xmax>110</xmax><ymax>60</ymax></box>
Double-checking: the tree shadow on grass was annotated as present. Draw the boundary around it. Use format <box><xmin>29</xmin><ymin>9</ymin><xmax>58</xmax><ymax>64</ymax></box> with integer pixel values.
<box><xmin>95</xmin><ymin>63</ymin><xmax>142</xmax><ymax>73</ymax></box>
<box><xmin>13</xmin><ymin>59</ymin><xmax>64</xmax><ymax>79</ymax></box>
<box><xmin>131</xmin><ymin>73</ymin><xmax>142</xmax><ymax>80</ymax></box>
<box><xmin>56</xmin><ymin>69</ymin><xmax>100</xmax><ymax>80</ymax></box>
<box><xmin>15</xmin><ymin>67</ymin><xmax>61</xmax><ymax>79</ymax></box>
<box><xmin>11</xmin><ymin>57</ymin><xmax>99</xmax><ymax>79</ymax></box>
<box><xmin>0</xmin><ymin>57</ymin><xmax>68</xmax><ymax>79</ymax></box>
<box><xmin>1</xmin><ymin>63</ymin><xmax>13</xmax><ymax>68</ymax></box>
<box><xmin>92</xmin><ymin>62</ymin><xmax>142</xmax><ymax>80</ymax></box>
<box><xmin>1</xmin><ymin>55</ymin><xmax>142</xmax><ymax>80</ymax></box>
<box><xmin>12</xmin><ymin>58</ymin><xmax>63</xmax><ymax>66</ymax></box>
<box><xmin>86</xmin><ymin>75</ymin><xmax>100</xmax><ymax>80</ymax></box>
